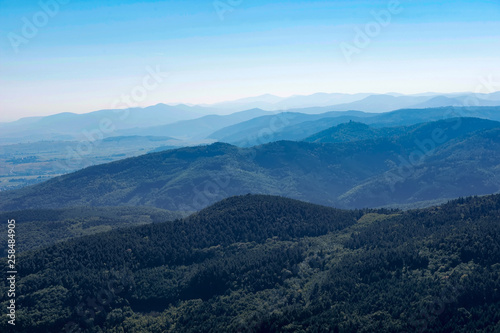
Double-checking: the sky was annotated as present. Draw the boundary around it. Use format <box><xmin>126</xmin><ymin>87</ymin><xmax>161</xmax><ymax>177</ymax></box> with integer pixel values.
<box><xmin>0</xmin><ymin>0</ymin><xmax>499</xmax><ymax>121</ymax></box>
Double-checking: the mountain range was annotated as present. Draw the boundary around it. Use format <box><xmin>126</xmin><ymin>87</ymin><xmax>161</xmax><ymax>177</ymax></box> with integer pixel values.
<box><xmin>6</xmin><ymin>105</ymin><xmax>499</xmax><ymax>191</ymax></box>
<box><xmin>2</xmin><ymin>91</ymin><xmax>500</xmax><ymax>333</ymax></box>
<box><xmin>0</xmin><ymin>104</ymin><xmax>213</xmax><ymax>143</ymax></box>
<box><xmin>210</xmin><ymin>106</ymin><xmax>500</xmax><ymax>146</ymax></box>
<box><xmin>204</xmin><ymin>91</ymin><xmax>500</xmax><ymax>112</ymax></box>
<box><xmin>2</xmin><ymin>92</ymin><xmax>499</xmax><ymax>143</ymax></box>
<box><xmin>114</xmin><ymin>108</ymin><xmax>275</xmax><ymax>140</ymax></box>
<box><xmin>1</xmin><ymin>116</ymin><xmax>499</xmax><ymax>212</ymax></box>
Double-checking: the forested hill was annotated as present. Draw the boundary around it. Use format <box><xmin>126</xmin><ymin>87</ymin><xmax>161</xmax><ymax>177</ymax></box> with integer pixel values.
<box><xmin>209</xmin><ymin>106</ymin><xmax>500</xmax><ymax>146</ymax></box>
<box><xmin>304</xmin><ymin>121</ymin><xmax>392</xmax><ymax>143</ymax></box>
<box><xmin>304</xmin><ymin>117</ymin><xmax>500</xmax><ymax>144</ymax></box>
<box><xmin>0</xmin><ymin>206</ymin><xmax>189</xmax><ymax>253</ymax></box>
<box><xmin>1</xmin><ymin>117</ymin><xmax>499</xmax><ymax>211</ymax></box>
<box><xmin>2</xmin><ymin>194</ymin><xmax>500</xmax><ymax>332</ymax></box>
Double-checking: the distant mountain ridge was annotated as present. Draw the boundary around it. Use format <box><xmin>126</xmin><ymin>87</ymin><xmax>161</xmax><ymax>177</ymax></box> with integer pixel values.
<box><xmin>115</xmin><ymin>108</ymin><xmax>275</xmax><ymax>140</ymax></box>
<box><xmin>205</xmin><ymin>92</ymin><xmax>373</xmax><ymax>110</ymax></box>
<box><xmin>304</xmin><ymin>121</ymin><xmax>397</xmax><ymax>143</ymax></box>
<box><xmin>211</xmin><ymin>106</ymin><xmax>500</xmax><ymax>146</ymax></box>
<box><xmin>1</xmin><ymin>117</ymin><xmax>499</xmax><ymax>211</ymax></box>
<box><xmin>2</xmin><ymin>92</ymin><xmax>499</xmax><ymax>144</ymax></box>
<box><xmin>204</xmin><ymin>91</ymin><xmax>500</xmax><ymax>112</ymax></box>
<box><xmin>0</xmin><ymin>104</ymin><xmax>217</xmax><ymax>142</ymax></box>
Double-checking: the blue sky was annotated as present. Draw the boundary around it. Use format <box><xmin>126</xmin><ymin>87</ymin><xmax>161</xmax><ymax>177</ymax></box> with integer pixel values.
<box><xmin>1</xmin><ymin>0</ymin><xmax>499</xmax><ymax>120</ymax></box>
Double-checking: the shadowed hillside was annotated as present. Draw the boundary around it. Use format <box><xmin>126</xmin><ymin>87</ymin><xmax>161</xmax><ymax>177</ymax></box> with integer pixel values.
<box><xmin>2</xmin><ymin>194</ymin><xmax>500</xmax><ymax>332</ymax></box>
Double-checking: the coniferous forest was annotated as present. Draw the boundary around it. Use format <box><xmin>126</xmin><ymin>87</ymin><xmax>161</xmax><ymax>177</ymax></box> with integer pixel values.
<box><xmin>2</xmin><ymin>194</ymin><xmax>500</xmax><ymax>332</ymax></box>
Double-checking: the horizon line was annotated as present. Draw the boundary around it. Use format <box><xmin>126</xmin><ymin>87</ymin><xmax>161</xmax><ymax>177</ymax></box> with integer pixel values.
<box><xmin>2</xmin><ymin>90</ymin><xmax>500</xmax><ymax>123</ymax></box>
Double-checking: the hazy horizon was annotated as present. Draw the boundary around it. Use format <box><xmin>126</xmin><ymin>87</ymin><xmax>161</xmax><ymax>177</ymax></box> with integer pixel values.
<box><xmin>2</xmin><ymin>89</ymin><xmax>500</xmax><ymax>123</ymax></box>
<box><xmin>1</xmin><ymin>0</ymin><xmax>499</xmax><ymax>120</ymax></box>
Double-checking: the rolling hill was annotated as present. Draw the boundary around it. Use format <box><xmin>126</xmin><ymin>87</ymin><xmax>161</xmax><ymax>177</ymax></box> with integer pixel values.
<box><xmin>338</xmin><ymin>127</ymin><xmax>500</xmax><ymax>207</ymax></box>
<box><xmin>207</xmin><ymin>110</ymin><xmax>375</xmax><ymax>145</ymax></box>
<box><xmin>322</xmin><ymin>94</ymin><xmax>430</xmax><ymax>112</ymax></box>
<box><xmin>2</xmin><ymin>194</ymin><xmax>500</xmax><ymax>332</ymax></box>
<box><xmin>303</xmin><ymin>121</ymin><xmax>397</xmax><ymax>143</ymax></box>
<box><xmin>1</xmin><ymin>117</ymin><xmax>499</xmax><ymax>211</ymax></box>
<box><xmin>210</xmin><ymin>106</ymin><xmax>500</xmax><ymax>146</ymax></box>
<box><xmin>0</xmin><ymin>206</ymin><xmax>189</xmax><ymax>253</ymax></box>
<box><xmin>114</xmin><ymin>108</ymin><xmax>274</xmax><ymax>140</ymax></box>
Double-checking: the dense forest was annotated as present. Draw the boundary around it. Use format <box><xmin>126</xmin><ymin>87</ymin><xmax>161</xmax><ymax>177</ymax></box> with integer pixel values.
<box><xmin>0</xmin><ymin>207</ymin><xmax>188</xmax><ymax>254</ymax></box>
<box><xmin>2</xmin><ymin>194</ymin><xmax>500</xmax><ymax>332</ymax></box>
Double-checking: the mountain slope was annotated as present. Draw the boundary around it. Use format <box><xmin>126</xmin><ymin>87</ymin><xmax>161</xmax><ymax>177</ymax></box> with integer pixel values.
<box><xmin>325</xmin><ymin>94</ymin><xmax>430</xmax><ymax>112</ymax></box>
<box><xmin>0</xmin><ymin>206</ymin><xmax>188</xmax><ymax>253</ymax></box>
<box><xmin>2</xmin><ymin>194</ymin><xmax>500</xmax><ymax>332</ymax></box>
<box><xmin>304</xmin><ymin>121</ymin><xmax>399</xmax><ymax>143</ymax></box>
<box><xmin>338</xmin><ymin>127</ymin><xmax>500</xmax><ymax>207</ymax></box>
<box><xmin>115</xmin><ymin>108</ymin><xmax>274</xmax><ymax>140</ymax></box>
<box><xmin>1</xmin><ymin>141</ymin><xmax>376</xmax><ymax>211</ymax></box>
<box><xmin>0</xmin><ymin>104</ymin><xmax>213</xmax><ymax>142</ymax></box>
<box><xmin>210</xmin><ymin>106</ymin><xmax>500</xmax><ymax>146</ymax></box>
<box><xmin>208</xmin><ymin>110</ymin><xmax>374</xmax><ymax>145</ymax></box>
<box><xmin>412</xmin><ymin>95</ymin><xmax>500</xmax><ymax>109</ymax></box>
<box><xmin>304</xmin><ymin>117</ymin><xmax>500</xmax><ymax>144</ymax></box>
<box><xmin>1</xmin><ymin>118</ymin><xmax>499</xmax><ymax>211</ymax></box>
